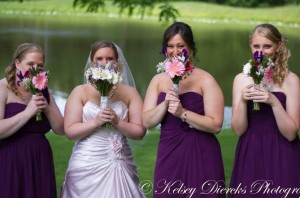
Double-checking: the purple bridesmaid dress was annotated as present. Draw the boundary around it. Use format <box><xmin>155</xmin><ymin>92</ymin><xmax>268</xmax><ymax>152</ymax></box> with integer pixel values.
<box><xmin>0</xmin><ymin>103</ymin><xmax>56</xmax><ymax>198</ymax></box>
<box><xmin>154</xmin><ymin>92</ymin><xmax>226</xmax><ymax>198</ymax></box>
<box><xmin>229</xmin><ymin>92</ymin><xmax>300</xmax><ymax>198</ymax></box>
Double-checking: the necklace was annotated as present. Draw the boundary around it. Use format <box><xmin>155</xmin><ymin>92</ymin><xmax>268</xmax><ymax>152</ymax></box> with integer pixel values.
<box><xmin>109</xmin><ymin>85</ymin><xmax>117</xmax><ymax>99</ymax></box>
<box><xmin>181</xmin><ymin>66</ymin><xmax>195</xmax><ymax>81</ymax></box>
<box><xmin>19</xmin><ymin>93</ymin><xmax>31</xmax><ymax>103</ymax></box>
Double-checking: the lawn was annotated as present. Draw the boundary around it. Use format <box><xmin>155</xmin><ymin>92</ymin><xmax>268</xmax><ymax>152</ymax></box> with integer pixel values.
<box><xmin>47</xmin><ymin>128</ymin><xmax>238</xmax><ymax>197</ymax></box>
<box><xmin>0</xmin><ymin>0</ymin><xmax>299</xmax><ymax>26</ymax></box>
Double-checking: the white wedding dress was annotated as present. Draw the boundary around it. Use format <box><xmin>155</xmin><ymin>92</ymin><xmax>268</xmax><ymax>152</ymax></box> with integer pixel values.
<box><xmin>61</xmin><ymin>101</ymin><xmax>145</xmax><ymax>198</ymax></box>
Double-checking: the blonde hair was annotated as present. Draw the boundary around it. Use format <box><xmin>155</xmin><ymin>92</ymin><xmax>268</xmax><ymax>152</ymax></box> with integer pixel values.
<box><xmin>250</xmin><ymin>23</ymin><xmax>290</xmax><ymax>86</ymax></box>
<box><xmin>5</xmin><ymin>43</ymin><xmax>44</xmax><ymax>96</ymax></box>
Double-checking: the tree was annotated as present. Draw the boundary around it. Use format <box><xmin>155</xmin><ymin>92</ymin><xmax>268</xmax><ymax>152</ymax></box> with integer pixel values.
<box><xmin>73</xmin><ymin>0</ymin><xmax>180</xmax><ymax>23</ymax></box>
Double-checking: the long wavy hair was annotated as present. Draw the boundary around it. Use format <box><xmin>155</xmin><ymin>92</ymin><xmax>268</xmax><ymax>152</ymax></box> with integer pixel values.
<box><xmin>249</xmin><ymin>23</ymin><xmax>290</xmax><ymax>86</ymax></box>
<box><xmin>5</xmin><ymin>43</ymin><xmax>44</xmax><ymax>96</ymax></box>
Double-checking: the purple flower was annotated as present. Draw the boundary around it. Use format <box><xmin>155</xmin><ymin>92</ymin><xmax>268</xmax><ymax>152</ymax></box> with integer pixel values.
<box><xmin>182</xmin><ymin>49</ymin><xmax>189</xmax><ymax>62</ymax></box>
<box><xmin>254</xmin><ymin>51</ymin><xmax>264</xmax><ymax>63</ymax></box>
<box><xmin>16</xmin><ymin>70</ymin><xmax>30</xmax><ymax>86</ymax></box>
<box><xmin>161</xmin><ymin>47</ymin><xmax>168</xmax><ymax>58</ymax></box>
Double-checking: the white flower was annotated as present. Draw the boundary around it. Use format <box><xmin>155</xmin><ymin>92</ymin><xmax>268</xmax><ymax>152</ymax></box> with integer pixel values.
<box><xmin>111</xmin><ymin>72</ymin><xmax>120</xmax><ymax>84</ymax></box>
<box><xmin>22</xmin><ymin>78</ymin><xmax>31</xmax><ymax>89</ymax></box>
<box><xmin>156</xmin><ymin>61</ymin><xmax>166</xmax><ymax>73</ymax></box>
<box><xmin>101</xmin><ymin>70</ymin><xmax>113</xmax><ymax>80</ymax></box>
<box><xmin>91</xmin><ymin>68</ymin><xmax>102</xmax><ymax>80</ymax></box>
<box><xmin>258</xmin><ymin>66</ymin><xmax>265</xmax><ymax>74</ymax></box>
<box><xmin>243</xmin><ymin>62</ymin><xmax>252</xmax><ymax>75</ymax></box>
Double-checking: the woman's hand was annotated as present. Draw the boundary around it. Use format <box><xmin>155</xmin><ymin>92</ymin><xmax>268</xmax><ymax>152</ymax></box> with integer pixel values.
<box><xmin>24</xmin><ymin>93</ymin><xmax>48</xmax><ymax>116</ymax></box>
<box><xmin>164</xmin><ymin>87</ymin><xmax>180</xmax><ymax>105</ymax></box>
<box><xmin>242</xmin><ymin>84</ymin><xmax>255</xmax><ymax>101</ymax></box>
<box><xmin>165</xmin><ymin>86</ymin><xmax>184</xmax><ymax>117</ymax></box>
<box><xmin>168</xmin><ymin>100</ymin><xmax>185</xmax><ymax>118</ymax></box>
<box><xmin>98</xmin><ymin>108</ymin><xmax>120</xmax><ymax>126</ymax></box>
<box><xmin>250</xmin><ymin>86</ymin><xmax>273</xmax><ymax>105</ymax></box>
<box><xmin>33</xmin><ymin>92</ymin><xmax>49</xmax><ymax>111</ymax></box>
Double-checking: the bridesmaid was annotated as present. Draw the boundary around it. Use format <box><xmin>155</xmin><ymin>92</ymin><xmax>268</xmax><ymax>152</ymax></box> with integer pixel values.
<box><xmin>0</xmin><ymin>43</ymin><xmax>64</xmax><ymax>198</ymax></box>
<box><xmin>229</xmin><ymin>23</ymin><xmax>300</xmax><ymax>197</ymax></box>
<box><xmin>143</xmin><ymin>22</ymin><xmax>225</xmax><ymax>198</ymax></box>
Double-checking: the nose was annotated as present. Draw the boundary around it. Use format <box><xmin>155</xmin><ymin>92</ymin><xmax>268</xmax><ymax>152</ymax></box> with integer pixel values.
<box><xmin>174</xmin><ymin>46</ymin><xmax>181</xmax><ymax>56</ymax></box>
<box><xmin>169</xmin><ymin>47</ymin><xmax>181</xmax><ymax>57</ymax></box>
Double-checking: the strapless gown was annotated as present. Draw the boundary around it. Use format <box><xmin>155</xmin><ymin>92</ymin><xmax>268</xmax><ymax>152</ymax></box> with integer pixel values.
<box><xmin>0</xmin><ymin>103</ymin><xmax>56</xmax><ymax>198</ymax></box>
<box><xmin>229</xmin><ymin>92</ymin><xmax>300</xmax><ymax>198</ymax></box>
<box><xmin>61</xmin><ymin>101</ymin><xmax>145</xmax><ymax>198</ymax></box>
<box><xmin>153</xmin><ymin>92</ymin><xmax>226</xmax><ymax>198</ymax></box>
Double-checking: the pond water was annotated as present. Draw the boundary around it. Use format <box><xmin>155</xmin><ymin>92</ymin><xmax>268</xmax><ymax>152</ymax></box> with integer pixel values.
<box><xmin>1</xmin><ymin>14</ymin><xmax>299</xmax><ymax>128</ymax></box>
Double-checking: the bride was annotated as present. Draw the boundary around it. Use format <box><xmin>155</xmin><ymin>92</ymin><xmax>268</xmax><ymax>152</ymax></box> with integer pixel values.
<box><xmin>60</xmin><ymin>41</ymin><xmax>146</xmax><ymax>198</ymax></box>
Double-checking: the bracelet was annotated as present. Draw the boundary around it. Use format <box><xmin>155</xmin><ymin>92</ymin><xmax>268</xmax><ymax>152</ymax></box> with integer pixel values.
<box><xmin>181</xmin><ymin>108</ymin><xmax>187</xmax><ymax>122</ymax></box>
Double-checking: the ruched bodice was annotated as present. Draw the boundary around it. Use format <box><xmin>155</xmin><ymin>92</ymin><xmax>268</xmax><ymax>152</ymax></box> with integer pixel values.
<box><xmin>247</xmin><ymin>92</ymin><xmax>285</xmax><ymax>130</ymax></box>
<box><xmin>3</xmin><ymin>103</ymin><xmax>51</xmax><ymax>137</ymax></box>
<box><xmin>159</xmin><ymin>92</ymin><xmax>204</xmax><ymax>132</ymax></box>
<box><xmin>61</xmin><ymin>101</ymin><xmax>145</xmax><ymax>198</ymax></box>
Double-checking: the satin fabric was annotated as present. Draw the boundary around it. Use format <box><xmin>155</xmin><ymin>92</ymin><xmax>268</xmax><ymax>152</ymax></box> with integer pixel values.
<box><xmin>61</xmin><ymin>101</ymin><xmax>145</xmax><ymax>198</ymax></box>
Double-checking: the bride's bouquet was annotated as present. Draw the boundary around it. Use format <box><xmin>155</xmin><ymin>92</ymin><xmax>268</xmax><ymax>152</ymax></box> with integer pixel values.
<box><xmin>17</xmin><ymin>67</ymin><xmax>49</xmax><ymax>121</ymax></box>
<box><xmin>156</xmin><ymin>48</ymin><xmax>192</xmax><ymax>92</ymax></box>
<box><xmin>85</xmin><ymin>61</ymin><xmax>123</xmax><ymax>127</ymax></box>
<box><xmin>242</xmin><ymin>51</ymin><xmax>275</xmax><ymax>110</ymax></box>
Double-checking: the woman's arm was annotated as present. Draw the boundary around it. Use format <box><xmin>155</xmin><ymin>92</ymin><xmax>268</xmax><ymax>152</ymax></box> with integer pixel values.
<box><xmin>0</xmin><ymin>80</ymin><xmax>39</xmax><ymax>139</ymax></box>
<box><xmin>174</xmin><ymin>72</ymin><xmax>224</xmax><ymax>134</ymax></box>
<box><xmin>111</xmin><ymin>86</ymin><xmax>146</xmax><ymax>140</ymax></box>
<box><xmin>231</xmin><ymin>73</ymin><xmax>251</xmax><ymax>136</ymax></box>
<box><xmin>43</xmin><ymin>92</ymin><xmax>64</xmax><ymax>135</ymax></box>
<box><xmin>142</xmin><ymin>75</ymin><xmax>170</xmax><ymax>129</ymax></box>
<box><xmin>64</xmin><ymin>85</ymin><xmax>104</xmax><ymax>140</ymax></box>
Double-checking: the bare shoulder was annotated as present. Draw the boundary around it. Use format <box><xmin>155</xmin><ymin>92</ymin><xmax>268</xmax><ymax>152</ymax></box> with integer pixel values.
<box><xmin>118</xmin><ymin>83</ymin><xmax>139</xmax><ymax>96</ymax></box>
<box><xmin>0</xmin><ymin>78</ymin><xmax>8</xmax><ymax>103</ymax></box>
<box><xmin>282</xmin><ymin>71</ymin><xmax>300</xmax><ymax>92</ymax></box>
<box><xmin>151</xmin><ymin>73</ymin><xmax>170</xmax><ymax>83</ymax></box>
<box><xmin>285</xmin><ymin>71</ymin><xmax>300</xmax><ymax>83</ymax></box>
<box><xmin>71</xmin><ymin>84</ymin><xmax>93</xmax><ymax>94</ymax></box>
<box><xmin>117</xmin><ymin>83</ymin><xmax>141</xmax><ymax>106</ymax></box>
<box><xmin>193</xmin><ymin>68</ymin><xmax>218</xmax><ymax>85</ymax></box>
<box><xmin>0</xmin><ymin>78</ymin><xmax>7</xmax><ymax>86</ymax></box>
<box><xmin>68</xmin><ymin>84</ymin><xmax>94</xmax><ymax>101</ymax></box>
<box><xmin>233</xmin><ymin>72</ymin><xmax>252</xmax><ymax>85</ymax></box>
<box><xmin>0</xmin><ymin>78</ymin><xmax>8</xmax><ymax>94</ymax></box>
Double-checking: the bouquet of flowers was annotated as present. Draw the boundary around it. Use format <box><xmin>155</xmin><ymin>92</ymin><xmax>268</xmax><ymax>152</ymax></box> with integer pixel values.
<box><xmin>156</xmin><ymin>48</ymin><xmax>192</xmax><ymax>92</ymax></box>
<box><xmin>17</xmin><ymin>67</ymin><xmax>49</xmax><ymax>121</ymax></box>
<box><xmin>85</xmin><ymin>61</ymin><xmax>123</xmax><ymax>127</ymax></box>
<box><xmin>242</xmin><ymin>50</ymin><xmax>275</xmax><ymax>110</ymax></box>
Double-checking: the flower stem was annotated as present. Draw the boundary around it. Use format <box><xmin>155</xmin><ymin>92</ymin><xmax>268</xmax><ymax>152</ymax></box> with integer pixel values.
<box><xmin>253</xmin><ymin>102</ymin><xmax>260</xmax><ymax>111</ymax></box>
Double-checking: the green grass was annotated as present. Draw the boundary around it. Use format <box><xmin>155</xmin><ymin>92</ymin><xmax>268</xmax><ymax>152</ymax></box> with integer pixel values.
<box><xmin>0</xmin><ymin>0</ymin><xmax>300</xmax><ymax>26</ymax></box>
<box><xmin>47</xmin><ymin>128</ymin><xmax>238</xmax><ymax>197</ymax></box>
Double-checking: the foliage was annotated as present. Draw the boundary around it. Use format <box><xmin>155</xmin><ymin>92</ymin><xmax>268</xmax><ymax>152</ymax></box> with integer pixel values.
<box><xmin>159</xmin><ymin>3</ymin><xmax>179</xmax><ymax>23</ymax></box>
<box><xmin>71</xmin><ymin>0</ymin><xmax>179</xmax><ymax>23</ymax></box>
<box><xmin>73</xmin><ymin>0</ymin><xmax>105</xmax><ymax>12</ymax></box>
